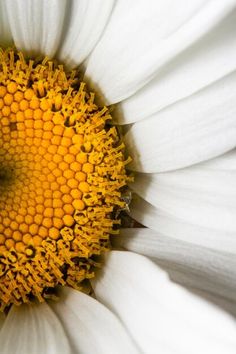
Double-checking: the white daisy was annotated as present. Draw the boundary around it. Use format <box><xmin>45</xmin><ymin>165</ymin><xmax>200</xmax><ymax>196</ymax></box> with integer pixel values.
<box><xmin>0</xmin><ymin>0</ymin><xmax>236</xmax><ymax>353</ymax></box>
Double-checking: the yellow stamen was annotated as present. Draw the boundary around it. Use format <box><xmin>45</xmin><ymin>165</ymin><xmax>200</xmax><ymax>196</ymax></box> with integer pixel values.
<box><xmin>0</xmin><ymin>48</ymin><xmax>132</xmax><ymax>310</ymax></box>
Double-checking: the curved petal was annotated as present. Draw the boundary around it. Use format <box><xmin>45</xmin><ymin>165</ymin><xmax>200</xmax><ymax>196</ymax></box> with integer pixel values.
<box><xmin>85</xmin><ymin>0</ymin><xmax>235</xmax><ymax>104</ymax></box>
<box><xmin>118</xmin><ymin>9</ymin><xmax>236</xmax><ymax>124</ymax></box>
<box><xmin>0</xmin><ymin>302</ymin><xmax>71</xmax><ymax>354</ymax></box>
<box><xmin>0</xmin><ymin>0</ymin><xmax>13</xmax><ymax>46</ymax></box>
<box><xmin>125</xmin><ymin>72</ymin><xmax>236</xmax><ymax>173</ymax></box>
<box><xmin>92</xmin><ymin>251</ymin><xmax>236</xmax><ymax>354</ymax></box>
<box><xmin>200</xmin><ymin>148</ymin><xmax>236</xmax><ymax>170</ymax></box>
<box><xmin>57</xmin><ymin>0</ymin><xmax>115</xmax><ymax>68</ymax></box>
<box><xmin>185</xmin><ymin>288</ymin><xmax>236</xmax><ymax>318</ymax></box>
<box><xmin>130</xmin><ymin>196</ymin><xmax>236</xmax><ymax>254</ymax></box>
<box><xmin>5</xmin><ymin>0</ymin><xmax>67</xmax><ymax>57</ymax></box>
<box><xmin>114</xmin><ymin>228</ymin><xmax>236</xmax><ymax>302</ymax></box>
<box><xmin>130</xmin><ymin>151</ymin><xmax>236</xmax><ymax>233</ymax></box>
<box><xmin>159</xmin><ymin>264</ymin><xmax>236</xmax><ymax>312</ymax></box>
<box><xmin>51</xmin><ymin>287</ymin><xmax>140</xmax><ymax>354</ymax></box>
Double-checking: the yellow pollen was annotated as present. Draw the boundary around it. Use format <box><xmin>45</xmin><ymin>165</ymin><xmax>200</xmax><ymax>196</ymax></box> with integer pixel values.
<box><xmin>0</xmin><ymin>48</ymin><xmax>132</xmax><ymax>310</ymax></box>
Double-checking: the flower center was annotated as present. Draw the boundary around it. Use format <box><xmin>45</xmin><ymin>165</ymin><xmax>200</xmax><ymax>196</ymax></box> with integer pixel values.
<box><xmin>0</xmin><ymin>48</ymin><xmax>131</xmax><ymax>310</ymax></box>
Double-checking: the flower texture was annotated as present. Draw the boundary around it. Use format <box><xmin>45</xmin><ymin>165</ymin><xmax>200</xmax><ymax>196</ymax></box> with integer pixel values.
<box><xmin>0</xmin><ymin>0</ymin><xmax>236</xmax><ymax>353</ymax></box>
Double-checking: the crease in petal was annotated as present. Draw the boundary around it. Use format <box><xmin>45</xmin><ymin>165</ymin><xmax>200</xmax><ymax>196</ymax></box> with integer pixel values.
<box><xmin>85</xmin><ymin>0</ymin><xmax>236</xmax><ymax>104</ymax></box>
<box><xmin>5</xmin><ymin>0</ymin><xmax>67</xmax><ymax>57</ymax></box>
<box><xmin>57</xmin><ymin>0</ymin><xmax>115</xmax><ymax>68</ymax></box>
<box><xmin>114</xmin><ymin>228</ymin><xmax>236</xmax><ymax>302</ymax></box>
<box><xmin>186</xmin><ymin>287</ymin><xmax>236</xmax><ymax>318</ymax></box>
<box><xmin>158</xmin><ymin>262</ymin><xmax>236</xmax><ymax>310</ymax></box>
<box><xmin>125</xmin><ymin>71</ymin><xmax>236</xmax><ymax>173</ymax></box>
<box><xmin>130</xmin><ymin>151</ymin><xmax>236</xmax><ymax>233</ymax></box>
<box><xmin>92</xmin><ymin>251</ymin><xmax>236</xmax><ymax>354</ymax></box>
<box><xmin>51</xmin><ymin>287</ymin><xmax>140</xmax><ymax>354</ymax></box>
<box><xmin>199</xmin><ymin>148</ymin><xmax>236</xmax><ymax>171</ymax></box>
<box><xmin>118</xmin><ymin>8</ymin><xmax>236</xmax><ymax>123</ymax></box>
<box><xmin>130</xmin><ymin>195</ymin><xmax>236</xmax><ymax>254</ymax></box>
<box><xmin>0</xmin><ymin>302</ymin><xmax>71</xmax><ymax>354</ymax></box>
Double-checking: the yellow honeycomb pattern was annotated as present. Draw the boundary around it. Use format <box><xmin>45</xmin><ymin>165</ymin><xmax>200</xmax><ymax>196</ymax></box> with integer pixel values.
<box><xmin>0</xmin><ymin>48</ymin><xmax>131</xmax><ymax>310</ymax></box>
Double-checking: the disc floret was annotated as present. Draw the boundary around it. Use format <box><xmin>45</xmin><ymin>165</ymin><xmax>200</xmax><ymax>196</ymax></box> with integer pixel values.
<box><xmin>0</xmin><ymin>48</ymin><xmax>131</xmax><ymax>310</ymax></box>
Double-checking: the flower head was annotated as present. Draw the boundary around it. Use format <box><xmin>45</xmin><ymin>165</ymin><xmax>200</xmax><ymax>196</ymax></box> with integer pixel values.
<box><xmin>0</xmin><ymin>1</ymin><xmax>236</xmax><ymax>353</ymax></box>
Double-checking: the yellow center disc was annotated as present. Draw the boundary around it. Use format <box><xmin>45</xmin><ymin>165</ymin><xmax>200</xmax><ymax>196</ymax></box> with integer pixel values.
<box><xmin>0</xmin><ymin>48</ymin><xmax>131</xmax><ymax>310</ymax></box>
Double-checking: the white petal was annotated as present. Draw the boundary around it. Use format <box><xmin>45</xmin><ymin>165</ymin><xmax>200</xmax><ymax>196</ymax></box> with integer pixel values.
<box><xmin>118</xmin><ymin>9</ymin><xmax>236</xmax><ymax>124</ymax></box>
<box><xmin>51</xmin><ymin>287</ymin><xmax>139</xmax><ymax>354</ymax></box>
<box><xmin>5</xmin><ymin>0</ymin><xmax>67</xmax><ymax>57</ymax></box>
<box><xmin>130</xmin><ymin>151</ymin><xmax>236</xmax><ymax>234</ymax></box>
<box><xmin>186</xmin><ymin>287</ymin><xmax>236</xmax><ymax>317</ymax></box>
<box><xmin>0</xmin><ymin>0</ymin><xmax>13</xmax><ymax>45</ymax></box>
<box><xmin>0</xmin><ymin>302</ymin><xmax>71</xmax><ymax>354</ymax></box>
<box><xmin>160</xmin><ymin>264</ymin><xmax>236</xmax><ymax>310</ymax></box>
<box><xmin>125</xmin><ymin>72</ymin><xmax>236</xmax><ymax>172</ymax></box>
<box><xmin>58</xmin><ymin>0</ymin><xmax>115</xmax><ymax>68</ymax></box>
<box><xmin>130</xmin><ymin>196</ymin><xmax>236</xmax><ymax>254</ymax></box>
<box><xmin>92</xmin><ymin>251</ymin><xmax>236</xmax><ymax>354</ymax></box>
<box><xmin>199</xmin><ymin>148</ymin><xmax>236</xmax><ymax>170</ymax></box>
<box><xmin>114</xmin><ymin>228</ymin><xmax>236</xmax><ymax>302</ymax></box>
<box><xmin>85</xmin><ymin>0</ymin><xmax>235</xmax><ymax>104</ymax></box>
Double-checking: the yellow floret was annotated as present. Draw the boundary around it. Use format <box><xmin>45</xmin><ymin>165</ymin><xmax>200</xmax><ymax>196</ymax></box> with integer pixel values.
<box><xmin>0</xmin><ymin>48</ymin><xmax>131</xmax><ymax>311</ymax></box>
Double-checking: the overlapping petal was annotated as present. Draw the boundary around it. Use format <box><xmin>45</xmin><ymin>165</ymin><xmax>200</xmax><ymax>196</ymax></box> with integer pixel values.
<box><xmin>85</xmin><ymin>0</ymin><xmax>235</xmax><ymax>104</ymax></box>
<box><xmin>57</xmin><ymin>0</ymin><xmax>115</xmax><ymax>68</ymax></box>
<box><xmin>125</xmin><ymin>73</ymin><xmax>236</xmax><ymax>172</ymax></box>
<box><xmin>117</xmin><ymin>8</ymin><xmax>236</xmax><ymax>124</ymax></box>
<box><xmin>92</xmin><ymin>251</ymin><xmax>236</xmax><ymax>354</ymax></box>
<box><xmin>51</xmin><ymin>287</ymin><xmax>139</xmax><ymax>354</ymax></box>
<box><xmin>114</xmin><ymin>228</ymin><xmax>236</xmax><ymax>302</ymax></box>
<box><xmin>128</xmin><ymin>151</ymin><xmax>236</xmax><ymax>300</ymax></box>
<box><xmin>0</xmin><ymin>303</ymin><xmax>71</xmax><ymax>354</ymax></box>
<box><xmin>130</xmin><ymin>150</ymin><xmax>236</xmax><ymax>234</ymax></box>
<box><xmin>5</xmin><ymin>0</ymin><xmax>67</xmax><ymax>57</ymax></box>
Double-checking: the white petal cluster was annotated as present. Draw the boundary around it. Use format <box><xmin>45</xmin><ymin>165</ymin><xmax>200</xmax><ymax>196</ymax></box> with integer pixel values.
<box><xmin>0</xmin><ymin>0</ymin><xmax>236</xmax><ymax>353</ymax></box>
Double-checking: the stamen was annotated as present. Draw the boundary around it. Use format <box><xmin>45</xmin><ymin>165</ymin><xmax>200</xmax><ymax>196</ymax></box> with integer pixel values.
<box><xmin>0</xmin><ymin>48</ymin><xmax>132</xmax><ymax>310</ymax></box>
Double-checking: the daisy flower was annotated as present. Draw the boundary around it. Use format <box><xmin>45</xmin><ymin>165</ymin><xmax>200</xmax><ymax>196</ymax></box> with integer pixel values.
<box><xmin>0</xmin><ymin>0</ymin><xmax>236</xmax><ymax>353</ymax></box>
